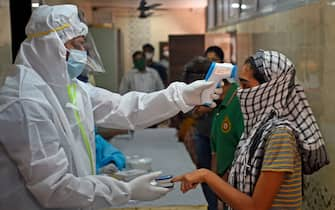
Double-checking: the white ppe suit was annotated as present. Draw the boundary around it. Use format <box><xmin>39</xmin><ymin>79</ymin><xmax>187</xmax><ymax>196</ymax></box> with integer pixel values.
<box><xmin>0</xmin><ymin>5</ymin><xmax>218</xmax><ymax>210</ymax></box>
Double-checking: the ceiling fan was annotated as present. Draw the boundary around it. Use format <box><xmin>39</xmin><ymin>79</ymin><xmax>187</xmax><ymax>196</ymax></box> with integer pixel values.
<box><xmin>92</xmin><ymin>0</ymin><xmax>166</xmax><ymax>19</ymax></box>
<box><xmin>137</xmin><ymin>0</ymin><xmax>163</xmax><ymax>18</ymax></box>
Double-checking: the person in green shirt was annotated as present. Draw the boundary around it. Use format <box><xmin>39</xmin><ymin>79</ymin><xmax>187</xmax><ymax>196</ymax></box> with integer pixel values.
<box><xmin>210</xmin><ymin>80</ymin><xmax>244</xmax><ymax>210</ymax></box>
<box><xmin>210</xmin><ymin>81</ymin><xmax>244</xmax><ymax>180</ymax></box>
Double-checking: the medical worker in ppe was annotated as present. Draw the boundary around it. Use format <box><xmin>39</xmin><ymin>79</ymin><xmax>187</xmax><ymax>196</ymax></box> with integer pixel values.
<box><xmin>0</xmin><ymin>4</ymin><xmax>222</xmax><ymax>210</ymax></box>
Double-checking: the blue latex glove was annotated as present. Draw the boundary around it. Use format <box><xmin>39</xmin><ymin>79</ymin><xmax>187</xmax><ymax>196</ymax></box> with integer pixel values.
<box><xmin>95</xmin><ymin>133</ymin><xmax>126</xmax><ymax>173</ymax></box>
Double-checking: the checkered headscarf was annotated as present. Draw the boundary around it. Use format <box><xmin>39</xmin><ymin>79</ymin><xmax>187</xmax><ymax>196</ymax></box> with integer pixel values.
<box><xmin>228</xmin><ymin>50</ymin><xmax>329</xmax><ymax>197</ymax></box>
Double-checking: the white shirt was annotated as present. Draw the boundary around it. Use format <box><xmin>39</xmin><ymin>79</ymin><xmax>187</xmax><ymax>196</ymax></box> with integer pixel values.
<box><xmin>119</xmin><ymin>67</ymin><xmax>164</xmax><ymax>95</ymax></box>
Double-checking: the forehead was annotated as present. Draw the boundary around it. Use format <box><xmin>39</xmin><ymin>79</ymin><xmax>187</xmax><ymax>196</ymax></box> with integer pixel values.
<box><xmin>239</xmin><ymin>64</ymin><xmax>254</xmax><ymax>79</ymax></box>
<box><xmin>70</xmin><ymin>36</ymin><xmax>85</xmax><ymax>42</ymax></box>
<box><xmin>65</xmin><ymin>36</ymin><xmax>85</xmax><ymax>46</ymax></box>
<box><xmin>206</xmin><ymin>51</ymin><xmax>219</xmax><ymax>60</ymax></box>
<box><xmin>134</xmin><ymin>54</ymin><xmax>144</xmax><ymax>59</ymax></box>
<box><xmin>143</xmin><ymin>47</ymin><xmax>153</xmax><ymax>52</ymax></box>
<box><xmin>64</xmin><ymin>35</ymin><xmax>86</xmax><ymax>50</ymax></box>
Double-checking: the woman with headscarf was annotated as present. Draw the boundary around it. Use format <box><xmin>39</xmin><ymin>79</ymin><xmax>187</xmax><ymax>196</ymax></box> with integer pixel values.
<box><xmin>172</xmin><ymin>50</ymin><xmax>329</xmax><ymax>210</ymax></box>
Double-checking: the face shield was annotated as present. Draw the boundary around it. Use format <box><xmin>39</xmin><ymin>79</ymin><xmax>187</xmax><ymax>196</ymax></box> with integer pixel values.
<box><xmin>77</xmin><ymin>9</ymin><xmax>105</xmax><ymax>75</ymax></box>
<box><xmin>83</xmin><ymin>32</ymin><xmax>105</xmax><ymax>74</ymax></box>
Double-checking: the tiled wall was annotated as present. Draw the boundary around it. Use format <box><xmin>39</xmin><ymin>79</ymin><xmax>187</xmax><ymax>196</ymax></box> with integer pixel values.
<box><xmin>111</xmin><ymin>8</ymin><xmax>206</xmax><ymax>73</ymax></box>
<box><xmin>211</xmin><ymin>0</ymin><xmax>335</xmax><ymax>209</ymax></box>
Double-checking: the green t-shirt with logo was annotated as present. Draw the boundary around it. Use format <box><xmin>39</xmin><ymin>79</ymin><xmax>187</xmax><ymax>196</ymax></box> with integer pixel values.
<box><xmin>210</xmin><ymin>83</ymin><xmax>244</xmax><ymax>175</ymax></box>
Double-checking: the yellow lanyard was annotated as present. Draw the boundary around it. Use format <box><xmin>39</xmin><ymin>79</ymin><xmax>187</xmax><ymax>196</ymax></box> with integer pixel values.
<box><xmin>27</xmin><ymin>23</ymin><xmax>71</xmax><ymax>39</ymax></box>
<box><xmin>67</xmin><ymin>83</ymin><xmax>94</xmax><ymax>175</ymax></box>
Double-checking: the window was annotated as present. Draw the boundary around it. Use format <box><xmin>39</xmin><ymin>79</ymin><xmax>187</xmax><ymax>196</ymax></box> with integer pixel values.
<box><xmin>208</xmin><ymin>0</ymin><xmax>319</xmax><ymax>27</ymax></box>
<box><xmin>207</xmin><ymin>0</ymin><xmax>216</xmax><ymax>29</ymax></box>
<box><xmin>229</xmin><ymin>0</ymin><xmax>240</xmax><ymax>19</ymax></box>
<box><xmin>258</xmin><ymin>0</ymin><xmax>276</xmax><ymax>13</ymax></box>
<box><xmin>216</xmin><ymin>0</ymin><xmax>224</xmax><ymax>26</ymax></box>
<box><xmin>276</xmin><ymin>0</ymin><xmax>306</xmax><ymax>10</ymax></box>
<box><xmin>223</xmin><ymin>0</ymin><xmax>230</xmax><ymax>22</ymax></box>
<box><xmin>240</xmin><ymin>0</ymin><xmax>258</xmax><ymax>18</ymax></box>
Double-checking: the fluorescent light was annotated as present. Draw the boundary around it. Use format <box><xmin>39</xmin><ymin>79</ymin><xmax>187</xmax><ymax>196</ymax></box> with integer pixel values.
<box><xmin>231</xmin><ymin>3</ymin><xmax>247</xmax><ymax>9</ymax></box>
<box><xmin>231</xmin><ymin>3</ymin><xmax>240</xmax><ymax>8</ymax></box>
<box><xmin>32</xmin><ymin>3</ymin><xmax>39</xmax><ymax>8</ymax></box>
<box><xmin>326</xmin><ymin>0</ymin><xmax>335</xmax><ymax>6</ymax></box>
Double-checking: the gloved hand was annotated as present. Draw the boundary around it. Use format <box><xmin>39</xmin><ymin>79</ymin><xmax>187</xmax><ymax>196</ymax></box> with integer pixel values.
<box><xmin>99</xmin><ymin>163</ymin><xmax>119</xmax><ymax>174</ymax></box>
<box><xmin>128</xmin><ymin>171</ymin><xmax>170</xmax><ymax>201</ymax></box>
<box><xmin>182</xmin><ymin>80</ymin><xmax>223</xmax><ymax>108</ymax></box>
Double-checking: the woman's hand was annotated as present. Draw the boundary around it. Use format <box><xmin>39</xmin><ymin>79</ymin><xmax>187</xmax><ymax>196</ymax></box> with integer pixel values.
<box><xmin>171</xmin><ymin>169</ymin><xmax>209</xmax><ymax>193</ymax></box>
<box><xmin>192</xmin><ymin>105</ymin><xmax>213</xmax><ymax>118</ymax></box>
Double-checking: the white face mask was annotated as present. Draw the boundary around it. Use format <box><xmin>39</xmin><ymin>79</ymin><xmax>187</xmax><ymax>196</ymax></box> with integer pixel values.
<box><xmin>163</xmin><ymin>50</ymin><xmax>169</xmax><ymax>58</ymax></box>
<box><xmin>145</xmin><ymin>52</ymin><xmax>154</xmax><ymax>60</ymax></box>
<box><xmin>67</xmin><ymin>49</ymin><xmax>87</xmax><ymax>79</ymax></box>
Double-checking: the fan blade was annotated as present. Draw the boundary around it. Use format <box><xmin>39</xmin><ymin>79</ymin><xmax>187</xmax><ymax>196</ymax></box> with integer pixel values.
<box><xmin>138</xmin><ymin>0</ymin><xmax>147</xmax><ymax>10</ymax></box>
<box><xmin>148</xmin><ymin>3</ymin><xmax>162</xmax><ymax>9</ymax></box>
<box><xmin>137</xmin><ymin>2</ymin><xmax>162</xmax><ymax>11</ymax></box>
<box><xmin>139</xmin><ymin>0</ymin><xmax>147</xmax><ymax>7</ymax></box>
<box><xmin>139</xmin><ymin>11</ymin><xmax>153</xmax><ymax>18</ymax></box>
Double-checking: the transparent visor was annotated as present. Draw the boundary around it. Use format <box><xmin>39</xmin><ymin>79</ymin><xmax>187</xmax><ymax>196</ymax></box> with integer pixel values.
<box><xmin>84</xmin><ymin>32</ymin><xmax>105</xmax><ymax>73</ymax></box>
<box><xmin>78</xmin><ymin>9</ymin><xmax>105</xmax><ymax>74</ymax></box>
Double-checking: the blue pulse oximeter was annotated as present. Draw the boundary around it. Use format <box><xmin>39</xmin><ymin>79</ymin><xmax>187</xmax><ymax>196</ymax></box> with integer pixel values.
<box><xmin>155</xmin><ymin>175</ymin><xmax>174</xmax><ymax>188</ymax></box>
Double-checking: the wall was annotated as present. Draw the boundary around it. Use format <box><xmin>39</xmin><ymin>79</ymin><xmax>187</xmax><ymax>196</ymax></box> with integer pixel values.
<box><xmin>111</xmin><ymin>8</ymin><xmax>206</xmax><ymax>74</ymax></box>
<box><xmin>89</xmin><ymin>27</ymin><xmax>121</xmax><ymax>92</ymax></box>
<box><xmin>211</xmin><ymin>0</ymin><xmax>335</xmax><ymax>209</ymax></box>
<box><xmin>74</xmin><ymin>4</ymin><xmax>205</xmax><ymax>89</ymax></box>
<box><xmin>0</xmin><ymin>0</ymin><xmax>11</xmax><ymax>88</ymax></box>
<box><xmin>44</xmin><ymin>1</ymin><xmax>205</xmax><ymax>90</ymax></box>
<box><xmin>0</xmin><ymin>0</ymin><xmax>11</xmax><ymax>67</ymax></box>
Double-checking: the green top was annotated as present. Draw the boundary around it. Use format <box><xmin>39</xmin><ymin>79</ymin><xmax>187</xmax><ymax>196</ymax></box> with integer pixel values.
<box><xmin>210</xmin><ymin>83</ymin><xmax>244</xmax><ymax>175</ymax></box>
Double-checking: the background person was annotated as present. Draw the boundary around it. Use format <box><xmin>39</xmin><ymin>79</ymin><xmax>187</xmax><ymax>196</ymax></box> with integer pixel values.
<box><xmin>180</xmin><ymin>55</ymin><xmax>219</xmax><ymax>210</ymax></box>
<box><xmin>142</xmin><ymin>43</ymin><xmax>168</xmax><ymax>87</ymax></box>
<box><xmin>210</xmin><ymin>78</ymin><xmax>244</xmax><ymax>210</ymax></box>
<box><xmin>191</xmin><ymin>46</ymin><xmax>225</xmax><ymax>210</ymax></box>
<box><xmin>119</xmin><ymin>51</ymin><xmax>164</xmax><ymax>95</ymax></box>
<box><xmin>159</xmin><ymin>44</ymin><xmax>170</xmax><ymax>72</ymax></box>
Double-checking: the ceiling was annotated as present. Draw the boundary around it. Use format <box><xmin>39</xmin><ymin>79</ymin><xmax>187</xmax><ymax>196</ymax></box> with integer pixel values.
<box><xmin>44</xmin><ymin>0</ymin><xmax>208</xmax><ymax>9</ymax></box>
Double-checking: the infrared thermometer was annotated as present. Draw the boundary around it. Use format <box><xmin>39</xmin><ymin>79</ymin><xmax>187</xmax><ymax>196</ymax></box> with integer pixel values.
<box><xmin>201</xmin><ymin>62</ymin><xmax>237</xmax><ymax>106</ymax></box>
